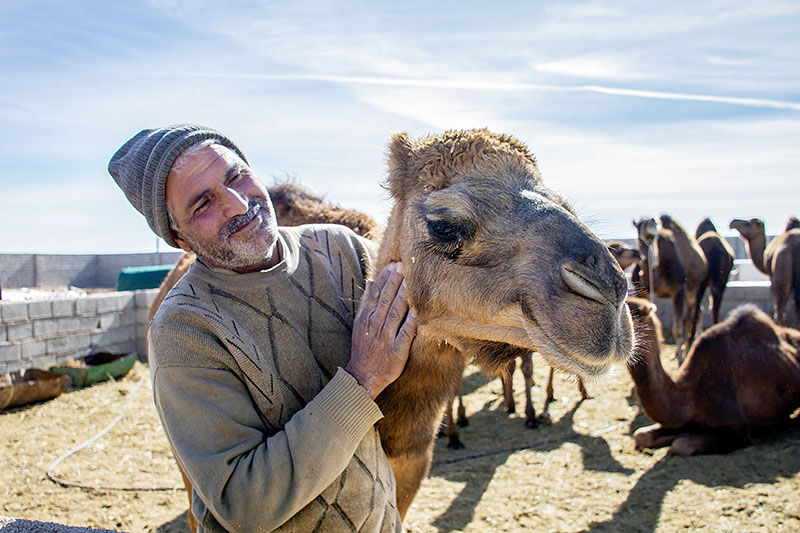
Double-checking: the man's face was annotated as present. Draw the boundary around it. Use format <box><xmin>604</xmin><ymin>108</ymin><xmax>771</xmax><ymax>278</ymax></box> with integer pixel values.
<box><xmin>165</xmin><ymin>143</ymin><xmax>280</xmax><ymax>272</ymax></box>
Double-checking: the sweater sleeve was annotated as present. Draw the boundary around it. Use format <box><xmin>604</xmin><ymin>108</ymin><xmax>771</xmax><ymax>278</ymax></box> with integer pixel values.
<box><xmin>151</xmin><ymin>344</ymin><xmax>383</xmax><ymax>531</ymax></box>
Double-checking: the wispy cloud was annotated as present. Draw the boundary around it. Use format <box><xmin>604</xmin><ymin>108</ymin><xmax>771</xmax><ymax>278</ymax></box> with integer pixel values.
<box><xmin>149</xmin><ymin>71</ymin><xmax>800</xmax><ymax>112</ymax></box>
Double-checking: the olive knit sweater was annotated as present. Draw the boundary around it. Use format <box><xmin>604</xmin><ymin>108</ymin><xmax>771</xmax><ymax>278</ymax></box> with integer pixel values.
<box><xmin>148</xmin><ymin>224</ymin><xmax>402</xmax><ymax>532</ymax></box>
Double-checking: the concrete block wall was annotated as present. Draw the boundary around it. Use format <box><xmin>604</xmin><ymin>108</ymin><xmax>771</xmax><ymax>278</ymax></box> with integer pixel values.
<box><xmin>0</xmin><ymin>289</ymin><xmax>159</xmax><ymax>373</ymax></box>
<box><xmin>0</xmin><ymin>252</ymin><xmax>182</xmax><ymax>289</ymax></box>
<box><xmin>646</xmin><ymin>281</ymin><xmax>796</xmax><ymax>341</ymax></box>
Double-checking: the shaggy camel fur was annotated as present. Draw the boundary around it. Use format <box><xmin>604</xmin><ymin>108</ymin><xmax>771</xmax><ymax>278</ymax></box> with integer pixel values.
<box><xmin>692</xmin><ymin>217</ymin><xmax>735</xmax><ymax>330</ymax></box>
<box><xmin>146</xmin><ymin>182</ymin><xmax>378</xmax><ymax>533</ymax></box>
<box><xmin>625</xmin><ymin>298</ymin><xmax>800</xmax><ymax>455</ymax></box>
<box><xmin>607</xmin><ymin>240</ymin><xmax>643</xmax><ymax>271</ymax></box>
<box><xmin>730</xmin><ymin>217</ymin><xmax>800</xmax><ymax>327</ymax></box>
<box><xmin>631</xmin><ymin>217</ymin><xmax>687</xmax><ymax>348</ymax></box>
<box><xmin>373</xmin><ymin>129</ymin><xmax>634</xmax><ymax>517</ymax></box>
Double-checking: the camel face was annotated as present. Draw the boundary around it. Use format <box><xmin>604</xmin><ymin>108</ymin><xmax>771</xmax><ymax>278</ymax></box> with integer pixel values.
<box><xmin>607</xmin><ymin>241</ymin><xmax>643</xmax><ymax>270</ymax></box>
<box><xmin>633</xmin><ymin>217</ymin><xmax>658</xmax><ymax>245</ymax></box>
<box><xmin>383</xmin><ymin>129</ymin><xmax>634</xmax><ymax>377</ymax></box>
<box><xmin>729</xmin><ymin>218</ymin><xmax>765</xmax><ymax>241</ymax></box>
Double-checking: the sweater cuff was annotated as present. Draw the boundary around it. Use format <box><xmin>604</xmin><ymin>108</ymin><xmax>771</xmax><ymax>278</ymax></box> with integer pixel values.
<box><xmin>314</xmin><ymin>368</ymin><xmax>384</xmax><ymax>438</ymax></box>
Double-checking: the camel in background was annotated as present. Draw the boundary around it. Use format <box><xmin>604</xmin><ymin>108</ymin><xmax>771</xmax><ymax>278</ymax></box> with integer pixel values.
<box><xmin>607</xmin><ymin>240</ymin><xmax>643</xmax><ymax>271</ymax></box>
<box><xmin>625</xmin><ymin>298</ymin><xmax>800</xmax><ymax>455</ymax></box>
<box><xmin>692</xmin><ymin>217</ymin><xmax>735</xmax><ymax>335</ymax></box>
<box><xmin>658</xmin><ymin>214</ymin><xmax>707</xmax><ymax>354</ymax></box>
<box><xmin>373</xmin><ymin>129</ymin><xmax>634</xmax><ymax>517</ymax></box>
<box><xmin>730</xmin><ymin>217</ymin><xmax>800</xmax><ymax>327</ymax></box>
<box><xmin>786</xmin><ymin>216</ymin><xmax>800</xmax><ymax>232</ymax></box>
<box><xmin>631</xmin><ymin>217</ymin><xmax>687</xmax><ymax>351</ymax></box>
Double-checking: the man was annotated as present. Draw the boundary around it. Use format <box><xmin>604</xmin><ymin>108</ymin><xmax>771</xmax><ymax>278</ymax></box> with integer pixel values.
<box><xmin>108</xmin><ymin>124</ymin><xmax>417</xmax><ymax>532</ymax></box>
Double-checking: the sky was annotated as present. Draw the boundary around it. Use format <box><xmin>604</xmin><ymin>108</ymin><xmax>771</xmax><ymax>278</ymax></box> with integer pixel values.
<box><xmin>1</xmin><ymin>0</ymin><xmax>798</xmax><ymax>254</ymax></box>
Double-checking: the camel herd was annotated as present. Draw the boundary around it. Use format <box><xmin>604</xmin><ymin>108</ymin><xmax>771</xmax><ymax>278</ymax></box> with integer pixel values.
<box><xmin>146</xmin><ymin>130</ymin><xmax>800</xmax><ymax>530</ymax></box>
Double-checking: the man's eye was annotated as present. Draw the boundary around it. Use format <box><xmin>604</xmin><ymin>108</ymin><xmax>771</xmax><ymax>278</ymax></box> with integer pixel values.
<box><xmin>194</xmin><ymin>199</ymin><xmax>210</xmax><ymax>214</ymax></box>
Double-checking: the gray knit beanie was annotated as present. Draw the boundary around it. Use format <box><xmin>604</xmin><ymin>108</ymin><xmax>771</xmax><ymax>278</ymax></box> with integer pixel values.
<box><xmin>108</xmin><ymin>124</ymin><xmax>249</xmax><ymax>248</ymax></box>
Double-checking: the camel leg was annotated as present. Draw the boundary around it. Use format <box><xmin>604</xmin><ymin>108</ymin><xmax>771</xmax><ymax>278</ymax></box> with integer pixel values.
<box><xmin>389</xmin><ymin>447</ymin><xmax>434</xmax><ymax>520</ymax></box>
<box><xmin>669</xmin><ymin>427</ymin><xmax>749</xmax><ymax>455</ymax></box>
<box><xmin>772</xmin><ymin>284</ymin><xmax>789</xmax><ymax>326</ymax></box>
<box><xmin>632</xmin><ymin>423</ymin><xmax>685</xmax><ymax>449</ymax></box>
<box><xmin>501</xmin><ymin>358</ymin><xmax>517</xmax><ymax>413</ymax></box>
<box><xmin>177</xmin><ymin>459</ymin><xmax>198</xmax><ymax>533</ymax></box>
<box><xmin>443</xmin><ymin>391</ymin><xmax>464</xmax><ymax>450</ymax></box>
<box><xmin>578</xmin><ymin>377</ymin><xmax>589</xmax><ymax>400</ymax></box>
<box><xmin>519</xmin><ymin>352</ymin><xmax>539</xmax><ymax>428</ymax></box>
<box><xmin>672</xmin><ymin>289</ymin><xmax>686</xmax><ymax>364</ymax></box>
<box><xmin>455</xmin><ymin>375</ymin><xmax>467</xmax><ymax>427</ymax></box>
<box><xmin>545</xmin><ymin>366</ymin><xmax>555</xmax><ymax>404</ymax></box>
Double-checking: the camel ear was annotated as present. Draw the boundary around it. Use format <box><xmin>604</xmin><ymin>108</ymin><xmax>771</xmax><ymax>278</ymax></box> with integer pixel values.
<box><xmin>386</xmin><ymin>132</ymin><xmax>413</xmax><ymax>201</ymax></box>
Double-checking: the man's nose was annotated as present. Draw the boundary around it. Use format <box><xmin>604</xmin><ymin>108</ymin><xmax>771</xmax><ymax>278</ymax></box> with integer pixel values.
<box><xmin>220</xmin><ymin>187</ymin><xmax>249</xmax><ymax>218</ymax></box>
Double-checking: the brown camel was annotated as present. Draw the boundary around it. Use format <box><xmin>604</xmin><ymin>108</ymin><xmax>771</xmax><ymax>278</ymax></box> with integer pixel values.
<box><xmin>373</xmin><ymin>128</ymin><xmax>634</xmax><ymax>518</ymax></box>
<box><xmin>691</xmin><ymin>217</ymin><xmax>735</xmax><ymax>334</ymax></box>
<box><xmin>786</xmin><ymin>216</ymin><xmax>800</xmax><ymax>232</ymax></box>
<box><xmin>625</xmin><ymin>298</ymin><xmax>800</xmax><ymax>455</ymax></box>
<box><xmin>607</xmin><ymin>240</ymin><xmax>643</xmax><ymax>271</ymax></box>
<box><xmin>147</xmin><ymin>182</ymin><xmax>379</xmax><ymax>533</ymax></box>
<box><xmin>729</xmin><ymin>217</ymin><xmax>800</xmax><ymax>327</ymax></box>
<box><xmin>631</xmin><ymin>217</ymin><xmax>687</xmax><ymax>349</ymax></box>
<box><xmin>658</xmin><ymin>214</ymin><xmax>707</xmax><ymax>353</ymax></box>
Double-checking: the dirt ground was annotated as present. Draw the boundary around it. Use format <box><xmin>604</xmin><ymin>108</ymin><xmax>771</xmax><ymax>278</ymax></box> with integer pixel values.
<box><xmin>1</xmin><ymin>346</ymin><xmax>799</xmax><ymax>533</ymax></box>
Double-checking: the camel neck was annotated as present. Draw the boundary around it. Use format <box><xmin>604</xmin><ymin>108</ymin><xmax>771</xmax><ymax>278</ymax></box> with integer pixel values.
<box><xmin>745</xmin><ymin>234</ymin><xmax>769</xmax><ymax>275</ymax></box>
<box><xmin>629</xmin><ymin>323</ymin><xmax>691</xmax><ymax>427</ymax></box>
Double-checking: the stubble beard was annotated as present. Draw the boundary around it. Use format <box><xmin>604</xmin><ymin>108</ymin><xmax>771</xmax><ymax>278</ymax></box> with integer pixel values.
<box><xmin>184</xmin><ymin>197</ymin><xmax>279</xmax><ymax>271</ymax></box>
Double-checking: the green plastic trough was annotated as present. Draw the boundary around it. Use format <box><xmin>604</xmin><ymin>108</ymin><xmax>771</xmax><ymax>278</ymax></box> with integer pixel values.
<box><xmin>116</xmin><ymin>264</ymin><xmax>173</xmax><ymax>291</ymax></box>
<box><xmin>49</xmin><ymin>353</ymin><xmax>137</xmax><ymax>388</ymax></box>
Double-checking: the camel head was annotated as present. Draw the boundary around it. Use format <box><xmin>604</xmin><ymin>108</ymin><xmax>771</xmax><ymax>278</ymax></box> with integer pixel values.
<box><xmin>786</xmin><ymin>216</ymin><xmax>800</xmax><ymax>232</ymax></box>
<box><xmin>607</xmin><ymin>241</ymin><xmax>643</xmax><ymax>270</ymax></box>
<box><xmin>658</xmin><ymin>213</ymin><xmax>681</xmax><ymax>233</ymax></box>
<box><xmin>633</xmin><ymin>217</ymin><xmax>658</xmax><ymax>246</ymax></box>
<box><xmin>695</xmin><ymin>217</ymin><xmax>717</xmax><ymax>239</ymax></box>
<box><xmin>378</xmin><ymin>128</ymin><xmax>634</xmax><ymax>377</ymax></box>
<box><xmin>729</xmin><ymin>217</ymin><xmax>766</xmax><ymax>242</ymax></box>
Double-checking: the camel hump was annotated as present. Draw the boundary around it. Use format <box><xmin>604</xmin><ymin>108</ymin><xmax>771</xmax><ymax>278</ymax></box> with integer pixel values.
<box><xmin>723</xmin><ymin>304</ymin><xmax>774</xmax><ymax>336</ymax></box>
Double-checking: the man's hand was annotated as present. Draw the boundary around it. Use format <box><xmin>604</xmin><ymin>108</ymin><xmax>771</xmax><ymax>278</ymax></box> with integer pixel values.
<box><xmin>344</xmin><ymin>262</ymin><xmax>417</xmax><ymax>399</ymax></box>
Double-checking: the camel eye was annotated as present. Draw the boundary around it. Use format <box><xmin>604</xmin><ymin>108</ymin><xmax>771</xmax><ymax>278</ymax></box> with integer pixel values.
<box><xmin>427</xmin><ymin>219</ymin><xmax>465</xmax><ymax>244</ymax></box>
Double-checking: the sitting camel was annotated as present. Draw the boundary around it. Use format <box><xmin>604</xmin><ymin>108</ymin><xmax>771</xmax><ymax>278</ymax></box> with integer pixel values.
<box><xmin>607</xmin><ymin>240</ymin><xmax>643</xmax><ymax>271</ymax></box>
<box><xmin>373</xmin><ymin>129</ymin><xmax>634</xmax><ymax>517</ymax></box>
<box><xmin>729</xmin><ymin>217</ymin><xmax>800</xmax><ymax>327</ymax></box>
<box><xmin>625</xmin><ymin>298</ymin><xmax>800</xmax><ymax>455</ymax></box>
<box><xmin>692</xmin><ymin>217</ymin><xmax>735</xmax><ymax>331</ymax></box>
<box><xmin>631</xmin><ymin>217</ymin><xmax>687</xmax><ymax>348</ymax></box>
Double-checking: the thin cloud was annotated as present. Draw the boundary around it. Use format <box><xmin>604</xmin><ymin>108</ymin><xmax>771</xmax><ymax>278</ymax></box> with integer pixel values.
<box><xmin>151</xmin><ymin>71</ymin><xmax>800</xmax><ymax>112</ymax></box>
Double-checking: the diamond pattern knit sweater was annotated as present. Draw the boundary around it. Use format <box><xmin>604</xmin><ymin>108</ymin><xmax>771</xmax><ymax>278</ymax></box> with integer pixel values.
<box><xmin>148</xmin><ymin>224</ymin><xmax>402</xmax><ymax>532</ymax></box>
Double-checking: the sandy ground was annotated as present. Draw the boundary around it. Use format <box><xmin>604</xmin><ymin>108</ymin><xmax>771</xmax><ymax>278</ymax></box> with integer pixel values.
<box><xmin>1</xmin><ymin>347</ymin><xmax>799</xmax><ymax>532</ymax></box>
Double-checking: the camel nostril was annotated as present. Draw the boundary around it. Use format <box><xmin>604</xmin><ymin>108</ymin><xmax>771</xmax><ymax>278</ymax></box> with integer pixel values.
<box><xmin>560</xmin><ymin>261</ymin><xmax>609</xmax><ymax>305</ymax></box>
<box><xmin>561</xmin><ymin>258</ymin><xmax>628</xmax><ymax>307</ymax></box>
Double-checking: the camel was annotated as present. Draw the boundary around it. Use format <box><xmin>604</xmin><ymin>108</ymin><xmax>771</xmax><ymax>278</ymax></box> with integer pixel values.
<box><xmin>692</xmin><ymin>217</ymin><xmax>735</xmax><ymax>331</ymax></box>
<box><xmin>625</xmin><ymin>298</ymin><xmax>800</xmax><ymax>455</ymax></box>
<box><xmin>729</xmin><ymin>217</ymin><xmax>800</xmax><ymax>327</ymax></box>
<box><xmin>657</xmin><ymin>214</ymin><xmax>707</xmax><ymax>352</ymax></box>
<box><xmin>607</xmin><ymin>240</ymin><xmax>643</xmax><ymax>271</ymax></box>
<box><xmin>787</xmin><ymin>217</ymin><xmax>800</xmax><ymax>232</ymax></box>
<box><xmin>147</xmin><ymin>182</ymin><xmax>379</xmax><ymax>533</ymax></box>
<box><xmin>631</xmin><ymin>217</ymin><xmax>687</xmax><ymax>349</ymax></box>
<box><xmin>372</xmin><ymin>128</ymin><xmax>634</xmax><ymax>518</ymax></box>
<box><xmin>440</xmin><ymin>351</ymin><xmax>589</xmax><ymax>450</ymax></box>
